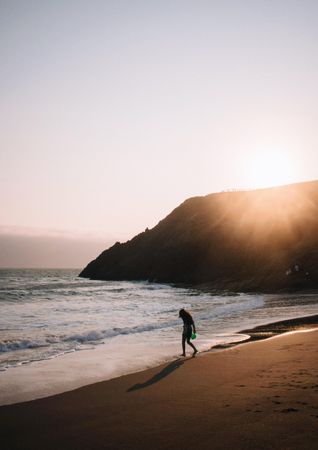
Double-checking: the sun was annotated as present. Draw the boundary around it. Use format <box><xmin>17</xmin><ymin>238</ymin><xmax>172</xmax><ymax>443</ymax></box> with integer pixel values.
<box><xmin>247</xmin><ymin>149</ymin><xmax>296</xmax><ymax>189</ymax></box>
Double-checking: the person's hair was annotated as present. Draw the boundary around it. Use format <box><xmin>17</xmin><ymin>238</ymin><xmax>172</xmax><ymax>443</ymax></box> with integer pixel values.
<box><xmin>179</xmin><ymin>308</ymin><xmax>193</xmax><ymax>320</ymax></box>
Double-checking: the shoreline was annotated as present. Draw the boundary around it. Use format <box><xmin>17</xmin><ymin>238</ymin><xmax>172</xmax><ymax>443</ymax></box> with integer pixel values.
<box><xmin>1</xmin><ymin>318</ymin><xmax>318</xmax><ymax>449</ymax></box>
<box><xmin>0</xmin><ymin>313</ymin><xmax>317</xmax><ymax>408</ymax></box>
<box><xmin>212</xmin><ymin>313</ymin><xmax>318</xmax><ymax>349</ymax></box>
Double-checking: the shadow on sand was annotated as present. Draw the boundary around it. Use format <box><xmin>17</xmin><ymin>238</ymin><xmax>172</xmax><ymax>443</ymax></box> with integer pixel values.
<box><xmin>127</xmin><ymin>358</ymin><xmax>186</xmax><ymax>392</ymax></box>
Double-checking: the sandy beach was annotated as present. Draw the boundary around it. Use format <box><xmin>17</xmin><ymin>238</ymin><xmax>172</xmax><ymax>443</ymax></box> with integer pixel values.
<box><xmin>1</xmin><ymin>316</ymin><xmax>318</xmax><ymax>450</ymax></box>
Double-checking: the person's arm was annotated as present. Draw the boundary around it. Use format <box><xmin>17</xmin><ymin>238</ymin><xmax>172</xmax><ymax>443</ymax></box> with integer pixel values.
<box><xmin>192</xmin><ymin>319</ymin><xmax>196</xmax><ymax>334</ymax></box>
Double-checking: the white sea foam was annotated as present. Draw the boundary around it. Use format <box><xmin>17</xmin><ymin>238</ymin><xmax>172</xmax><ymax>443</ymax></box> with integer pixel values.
<box><xmin>0</xmin><ymin>339</ymin><xmax>45</xmax><ymax>353</ymax></box>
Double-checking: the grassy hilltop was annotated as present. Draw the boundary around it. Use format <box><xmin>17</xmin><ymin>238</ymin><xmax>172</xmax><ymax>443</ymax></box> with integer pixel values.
<box><xmin>80</xmin><ymin>180</ymin><xmax>318</xmax><ymax>291</ymax></box>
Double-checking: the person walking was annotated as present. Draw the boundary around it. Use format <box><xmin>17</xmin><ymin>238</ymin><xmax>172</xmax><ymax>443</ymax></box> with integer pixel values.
<box><xmin>179</xmin><ymin>308</ymin><xmax>198</xmax><ymax>357</ymax></box>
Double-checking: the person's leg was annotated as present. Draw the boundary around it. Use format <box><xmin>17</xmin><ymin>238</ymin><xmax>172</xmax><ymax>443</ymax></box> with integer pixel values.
<box><xmin>181</xmin><ymin>335</ymin><xmax>186</xmax><ymax>356</ymax></box>
<box><xmin>186</xmin><ymin>337</ymin><xmax>198</xmax><ymax>355</ymax></box>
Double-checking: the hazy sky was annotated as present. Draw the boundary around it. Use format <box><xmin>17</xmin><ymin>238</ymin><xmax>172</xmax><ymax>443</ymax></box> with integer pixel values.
<box><xmin>1</xmin><ymin>1</ymin><xmax>318</xmax><ymax>266</ymax></box>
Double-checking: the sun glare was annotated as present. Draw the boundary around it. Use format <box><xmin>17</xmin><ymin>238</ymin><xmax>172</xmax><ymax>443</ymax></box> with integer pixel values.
<box><xmin>247</xmin><ymin>149</ymin><xmax>295</xmax><ymax>189</ymax></box>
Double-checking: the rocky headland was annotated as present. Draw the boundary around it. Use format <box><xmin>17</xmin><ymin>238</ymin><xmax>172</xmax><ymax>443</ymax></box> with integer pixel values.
<box><xmin>80</xmin><ymin>180</ymin><xmax>318</xmax><ymax>292</ymax></box>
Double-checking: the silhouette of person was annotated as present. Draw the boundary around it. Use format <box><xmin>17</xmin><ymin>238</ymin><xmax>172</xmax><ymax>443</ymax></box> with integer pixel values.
<box><xmin>179</xmin><ymin>308</ymin><xmax>198</xmax><ymax>357</ymax></box>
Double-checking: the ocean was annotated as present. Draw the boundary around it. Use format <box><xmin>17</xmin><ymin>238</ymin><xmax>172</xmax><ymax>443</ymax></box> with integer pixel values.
<box><xmin>1</xmin><ymin>268</ymin><xmax>318</xmax><ymax>379</ymax></box>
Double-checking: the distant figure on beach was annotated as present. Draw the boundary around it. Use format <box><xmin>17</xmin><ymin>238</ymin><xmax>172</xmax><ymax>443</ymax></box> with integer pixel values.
<box><xmin>179</xmin><ymin>308</ymin><xmax>198</xmax><ymax>357</ymax></box>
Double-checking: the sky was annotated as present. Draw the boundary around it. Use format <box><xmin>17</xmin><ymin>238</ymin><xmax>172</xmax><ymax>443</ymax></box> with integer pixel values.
<box><xmin>1</xmin><ymin>0</ymin><xmax>318</xmax><ymax>267</ymax></box>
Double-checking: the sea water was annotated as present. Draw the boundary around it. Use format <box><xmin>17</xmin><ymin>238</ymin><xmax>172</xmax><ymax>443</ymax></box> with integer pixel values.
<box><xmin>1</xmin><ymin>269</ymin><xmax>318</xmax><ymax>376</ymax></box>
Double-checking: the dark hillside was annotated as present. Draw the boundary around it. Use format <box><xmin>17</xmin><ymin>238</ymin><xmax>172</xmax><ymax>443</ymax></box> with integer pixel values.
<box><xmin>80</xmin><ymin>181</ymin><xmax>318</xmax><ymax>291</ymax></box>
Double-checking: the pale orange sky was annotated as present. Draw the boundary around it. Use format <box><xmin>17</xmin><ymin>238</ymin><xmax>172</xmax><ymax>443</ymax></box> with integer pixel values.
<box><xmin>1</xmin><ymin>1</ymin><xmax>318</xmax><ymax>267</ymax></box>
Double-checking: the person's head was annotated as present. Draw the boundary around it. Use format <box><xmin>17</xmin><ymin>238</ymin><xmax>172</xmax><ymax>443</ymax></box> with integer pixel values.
<box><xmin>179</xmin><ymin>308</ymin><xmax>191</xmax><ymax>319</ymax></box>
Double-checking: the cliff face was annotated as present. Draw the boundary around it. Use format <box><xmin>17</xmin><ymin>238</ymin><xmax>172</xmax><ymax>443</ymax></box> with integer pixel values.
<box><xmin>80</xmin><ymin>180</ymin><xmax>318</xmax><ymax>291</ymax></box>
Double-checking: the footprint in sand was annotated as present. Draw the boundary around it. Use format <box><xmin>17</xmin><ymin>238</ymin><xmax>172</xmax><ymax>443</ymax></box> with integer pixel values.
<box><xmin>281</xmin><ymin>408</ymin><xmax>299</xmax><ymax>413</ymax></box>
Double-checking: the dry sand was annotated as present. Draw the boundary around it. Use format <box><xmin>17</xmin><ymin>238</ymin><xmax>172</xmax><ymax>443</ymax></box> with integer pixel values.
<box><xmin>1</xmin><ymin>323</ymin><xmax>318</xmax><ymax>450</ymax></box>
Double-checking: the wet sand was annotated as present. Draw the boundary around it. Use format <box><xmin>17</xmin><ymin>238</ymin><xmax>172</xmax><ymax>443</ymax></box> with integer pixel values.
<box><xmin>1</xmin><ymin>316</ymin><xmax>318</xmax><ymax>450</ymax></box>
